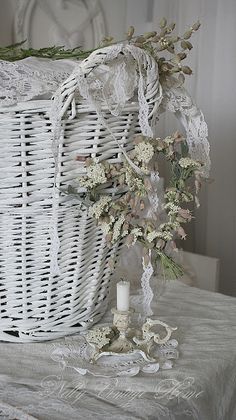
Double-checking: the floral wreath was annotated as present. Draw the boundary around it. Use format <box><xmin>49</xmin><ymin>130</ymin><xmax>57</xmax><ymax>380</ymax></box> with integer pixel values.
<box><xmin>42</xmin><ymin>18</ymin><xmax>208</xmax><ymax>283</ymax></box>
<box><xmin>68</xmin><ymin>131</ymin><xmax>203</xmax><ymax>278</ymax></box>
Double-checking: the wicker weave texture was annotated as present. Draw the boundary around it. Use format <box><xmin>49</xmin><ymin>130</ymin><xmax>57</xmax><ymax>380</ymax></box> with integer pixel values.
<box><xmin>0</xmin><ymin>99</ymin><xmax>140</xmax><ymax>342</ymax></box>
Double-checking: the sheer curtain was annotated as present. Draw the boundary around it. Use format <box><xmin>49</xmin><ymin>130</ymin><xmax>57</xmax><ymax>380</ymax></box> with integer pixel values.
<box><xmin>127</xmin><ymin>0</ymin><xmax>236</xmax><ymax>295</ymax></box>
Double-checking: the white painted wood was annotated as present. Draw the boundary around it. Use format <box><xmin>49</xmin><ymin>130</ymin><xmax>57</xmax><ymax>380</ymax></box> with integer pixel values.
<box><xmin>14</xmin><ymin>0</ymin><xmax>106</xmax><ymax>50</ymax></box>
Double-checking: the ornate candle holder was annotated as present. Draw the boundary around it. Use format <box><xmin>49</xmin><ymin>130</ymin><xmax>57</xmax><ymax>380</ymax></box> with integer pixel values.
<box><xmin>85</xmin><ymin>307</ymin><xmax>177</xmax><ymax>364</ymax></box>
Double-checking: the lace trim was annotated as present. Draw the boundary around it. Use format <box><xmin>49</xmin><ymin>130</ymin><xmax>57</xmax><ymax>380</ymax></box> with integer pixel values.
<box><xmin>140</xmin><ymin>252</ymin><xmax>154</xmax><ymax>317</ymax></box>
<box><xmin>0</xmin><ymin>58</ymin><xmax>76</xmax><ymax>106</ymax></box>
<box><xmin>162</xmin><ymin>85</ymin><xmax>210</xmax><ymax>177</ymax></box>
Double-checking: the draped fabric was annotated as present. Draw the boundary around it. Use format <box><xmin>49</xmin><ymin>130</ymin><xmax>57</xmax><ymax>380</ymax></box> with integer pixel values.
<box><xmin>130</xmin><ymin>0</ymin><xmax>236</xmax><ymax>296</ymax></box>
<box><xmin>0</xmin><ymin>281</ymin><xmax>236</xmax><ymax>419</ymax></box>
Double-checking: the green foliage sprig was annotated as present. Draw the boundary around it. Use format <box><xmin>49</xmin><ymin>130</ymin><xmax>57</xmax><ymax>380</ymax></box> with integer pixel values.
<box><xmin>0</xmin><ymin>18</ymin><xmax>200</xmax><ymax>89</ymax></box>
<box><xmin>0</xmin><ymin>40</ymin><xmax>93</xmax><ymax>62</ymax></box>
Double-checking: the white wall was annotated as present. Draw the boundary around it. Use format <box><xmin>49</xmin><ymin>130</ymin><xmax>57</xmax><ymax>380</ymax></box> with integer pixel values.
<box><xmin>1</xmin><ymin>0</ymin><xmax>236</xmax><ymax>296</ymax></box>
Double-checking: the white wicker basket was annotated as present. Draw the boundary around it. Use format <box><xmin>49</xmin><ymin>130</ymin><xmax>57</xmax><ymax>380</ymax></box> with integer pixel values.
<box><xmin>0</xmin><ymin>45</ymin><xmax>160</xmax><ymax>342</ymax></box>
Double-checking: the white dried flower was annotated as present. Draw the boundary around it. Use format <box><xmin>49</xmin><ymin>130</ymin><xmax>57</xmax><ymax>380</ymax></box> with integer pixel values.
<box><xmin>122</xmin><ymin>230</ymin><xmax>129</xmax><ymax>237</ymax></box>
<box><xmin>147</xmin><ymin>230</ymin><xmax>159</xmax><ymax>243</ymax></box>
<box><xmin>164</xmin><ymin>190</ymin><xmax>179</xmax><ymax>201</ymax></box>
<box><xmin>89</xmin><ymin>196</ymin><xmax>111</xmax><ymax>219</ymax></box>
<box><xmin>112</xmin><ymin>214</ymin><xmax>125</xmax><ymax>242</ymax></box>
<box><xmin>179</xmin><ymin>157</ymin><xmax>201</xmax><ymax>169</ymax></box>
<box><xmin>100</xmin><ymin>222</ymin><xmax>111</xmax><ymax>234</ymax></box>
<box><xmin>181</xmin><ymin>192</ymin><xmax>193</xmax><ymax>202</ymax></box>
<box><xmin>125</xmin><ymin>168</ymin><xmax>146</xmax><ymax>194</ymax></box>
<box><xmin>163</xmin><ymin>135</ymin><xmax>174</xmax><ymax>145</ymax></box>
<box><xmin>157</xmin><ymin>231</ymin><xmax>173</xmax><ymax>241</ymax></box>
<box><xmin>134</xmin><ymin>141</ymin><xmax>154</xmax><ymax>163</ymax></box>
<box><xmin>130</xmin><ymin>227</ymin><xmax>143</xmax><ymax>244</ymax></box>
<box><xmin>164</xmin><ymin>202</ymin><xmax>180</xmax><ymax>213</ymax></box>
<box><xmin>86</xmin><ymin>326</ymin><xmax>111</xmax><ymax>349</ymax></box>
<box><xmin>86</xmin><ymin>161</ymin><xmax>107</xmax><ymax>187</ymax></box>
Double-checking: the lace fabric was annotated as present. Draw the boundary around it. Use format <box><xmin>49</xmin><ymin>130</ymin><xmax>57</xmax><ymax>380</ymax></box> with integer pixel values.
<box><xmin>161</xmin><ymin>85</ymin><xmax>210</xmax><ymax>177</ymax></box>
<box><xmin>0</xmin><ymin>57</ymin><xmax>77</xmax><ymax>105</ymax></box>
<box><xmin>140</xmin><ymin>253</ymin><xmax>154</xmax><ymax>317</ymax></box>
<box><xmin>0</xmin><ymin>283</ymin><xmax>236</xmax><ymax>419</ymax></box>
<box><xmin>50</xmin><ymin>333</ymin><xmax>179</xmax><ymax>378</ymax></box>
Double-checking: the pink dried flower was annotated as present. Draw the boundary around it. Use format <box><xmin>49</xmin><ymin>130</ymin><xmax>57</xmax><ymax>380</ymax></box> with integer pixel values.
<box><xmin>177</xmin><ymin>226</ymin><xmax>187</xmax><ymax>240</ymax></box>
<box><xmin>178</xmin><ymin>208</ymin><xmax>192</xmax><ymax>221</ymax></box>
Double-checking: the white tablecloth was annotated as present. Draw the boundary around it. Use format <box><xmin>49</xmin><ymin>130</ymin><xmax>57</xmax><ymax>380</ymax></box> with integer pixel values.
<box><xmin>0</xmin><ymin>280</ymin><xmax>236</xmax><ymax>420</ymax></box>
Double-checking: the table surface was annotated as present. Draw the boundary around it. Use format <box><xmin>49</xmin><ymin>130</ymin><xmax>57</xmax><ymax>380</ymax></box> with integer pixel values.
<box><xmin>0</xmin><ymin>280</ymin><xmax>236</xmax><ymax>420</ymax></box>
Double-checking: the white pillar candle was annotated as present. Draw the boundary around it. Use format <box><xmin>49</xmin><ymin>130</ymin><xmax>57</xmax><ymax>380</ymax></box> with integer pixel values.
<box><xmin>117</xmin><ymin>280</ymin><xmax>130</xmax><ymax>312</ymax></box>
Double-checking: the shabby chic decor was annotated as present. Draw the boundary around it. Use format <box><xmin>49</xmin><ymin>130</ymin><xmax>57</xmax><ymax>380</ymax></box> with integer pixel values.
<box><xmin>0</xmin><ymin>19</ymin><xmax>210</xmax><ymax>341</ymax></box>
<box><xmin>84</xmin><ymin>307</ymin><xmax>177</xmax><ymax>365</ymax></box>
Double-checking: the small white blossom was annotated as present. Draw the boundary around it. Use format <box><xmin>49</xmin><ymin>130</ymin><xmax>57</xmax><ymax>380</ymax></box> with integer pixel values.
<box><xmin>164</xmin><ymin>202</ymin><xmax>180</xmax><ymax>213</ymax></box>
<box><xmin>100</xmin><ymin>222</ymin><xmax>111</xmax><ymax>234</ymax></box>
<box><xmin>181</xmin><ymin>192</ymin><xmax>193</xmax><ymax>202</ymax></box>
<box><xmin>89</xmin><ymin>196</ymin><xmax>111</xmax><ymax>219</ymax></box>
<box><xmin>125</xmin><ymin>168</ymin><xmax>145</xmax><ymax>194</ymax></box>
<box><xmin>130</xmin><ymin>227</ymin><xmax>143</xmax><ymax>244</ymax></box>
<box><xmin>134</xmin><ymin>142</ymin><xmax>154</xmax><ymax>164</ymax></box>
<box><xmin>157</xmin><ymin>231</ymin><xmax>173</xmax><ymax>241</ymax></box>
<box><xmin>159</xmin><ymin>222</ymin><xmax>178</xmax><ymax>231</ymax></box>
<box><xmin>131</xmin><ymin>227</ymin><xmax>142</xmax><ymax>237</ymax></box>
<box><xmin>81</xmin><ymin>161</ymin><xmax>107</xmax><ymax>188</ymax></box>
<box><xmin>147</xmin><ymin>230</ymin><xmax>159</xmax><ymax>243</ymax></box>
<box><xmin>179</xmin><ymin>157</ymin><xmax>201</xmax><ymax>169</ymax></box>
<box><xmin>112</xmin><ymin>214</ymin><xmax>125</xmax><ymax>242</ymax></box>
<box><xmin>163</xmin><ymin>136</ymin><xmax>174</xmax><ymax>145</ymax></box>
<box><xmin>164</xmin><ymin>190</ymin><xmax>179</xmax><ymax>201</ymax></box>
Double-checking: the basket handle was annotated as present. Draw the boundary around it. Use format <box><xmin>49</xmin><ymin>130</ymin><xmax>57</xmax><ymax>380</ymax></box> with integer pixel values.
<box><xmin>52</xmin><ymin>43</ymin><xmax>162</xmax><ymax>129</ymax></box>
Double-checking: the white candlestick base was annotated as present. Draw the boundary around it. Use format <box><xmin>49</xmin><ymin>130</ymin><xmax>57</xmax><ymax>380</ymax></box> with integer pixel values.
<box><xmin>84</xmin><ymin>308</ymin><xmax>177</xmax><ymax>364</ymax></box>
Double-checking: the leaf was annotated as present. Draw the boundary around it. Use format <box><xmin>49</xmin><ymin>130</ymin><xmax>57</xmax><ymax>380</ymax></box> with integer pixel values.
<box><xmin>178</xmin><ymin>73</ymin><xmax>185</xmax><ymax>85</ymax></box>
<box><xmin>168</xmin><ymin>36</ymin><xmax>179</xmax><ymax>43</ymax></box>
<box><xmin>171</xmin><ymin>55</ymin><xmax>180</xmax><ymax>64</ymax></box>
<box><xmin>5</xmin><ymin>39</ymin><xmax>27</xmax><ymax>49</ymax></box>
<box><xmin>182</xmin><ymin>66</ymin><xmax>192</xmax><ymax>75</ymax></box>
<box><xmin>181</xmin><ymin>40</ymin><xmax>189</xmax><ymax>50</ymax></box>
<box><xmin>177</xmin><ymin>52</ymin><xmax>187</xmax><ymax>60</ymax></box>
<box><xmin>183</xmin><ymin>30</ymin><xmax>193</xmax><ymax>40</ymax></box>
<box><xmin>159</xmin><ymin>17</ymin><xmax>167</xmax><ymax>28</ymax></box>
<box><xmin>192</xmin><ymin>21</ymin><xmax>201</xmax><ymax>31</ymax></box>
<box><xmin>126</xmin><ymin>26</ymin><xmax>135</xmax><ymax>40</ymax></box>
<box><xmin>167</xmin><ymin>22</ymin><xmax>176</xmax><ymax>32</ymax></box>
<box><xmin>185</xmin><ymin>41</ymin><xmax>193</xmax><ymax>50</ymax></box>
<box><xmin>143</xmin><ymin>31</ymin><xmax>157</xmax><ymax>40</ymax></box>
<box><xmin>135</xmin><ymin>36</ymin><xmax>145</xmax><ymax>44</ymax></box>
<box><xmin>167</xmin><ymin>45</ymin><xmax>175</xmax><ymax>54</ymax></box>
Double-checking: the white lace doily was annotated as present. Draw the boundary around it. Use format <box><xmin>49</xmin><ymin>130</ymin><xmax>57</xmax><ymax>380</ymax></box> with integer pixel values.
<box><xmin>50</xmin><ymin>334</ymin><xmax>179</xmax><ymax>378</ymax></box>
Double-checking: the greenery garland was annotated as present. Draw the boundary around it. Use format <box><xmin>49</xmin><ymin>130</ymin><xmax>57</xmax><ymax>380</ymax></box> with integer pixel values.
<box><xmin>0</xmin><ymin>18</ymin><xmax>201</xmax><ymax>88</ymax></box>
